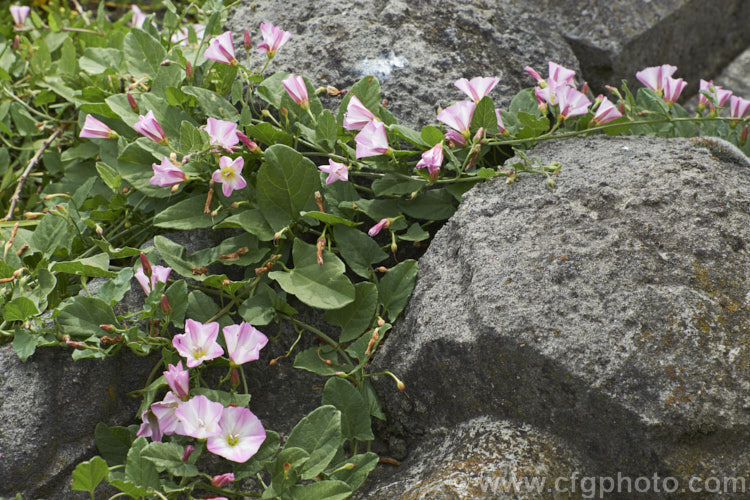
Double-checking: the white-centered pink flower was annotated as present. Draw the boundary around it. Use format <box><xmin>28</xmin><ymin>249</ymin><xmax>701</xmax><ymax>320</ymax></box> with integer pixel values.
<box><xmin>10</xmin><ymin>6</ymin><xmax>30</xmax><ymax>28</ymax></box>
<box><xmin>164</xmin><ymin>361</ymin><xmax>190</xmax><ymax>400</ymax></box>
<box><xmin>437</xmin><ymin>101</ymin><xmax>475</xmax><ymax>138</ymax></box>
<box><xmin>698</xmin><ymin>79</ymin><xmax>733</xmax><ymax>112</ymax></box>
<box><xmin>318</xmin><ymin>159</ymin><xmax>349</xmax><ymax>184</ymax></box>
<box><xmin>134</xmin><ymin>264</ymin><xmax>172</xmax><ymax>295</ymax></box>
<box><xmin>206</xmin><ymin>118</ymin><xmax>240</xmax><ymax>151</ymax></box>
<box><xmin>454</xmin><ymin>77</ymin><xmax>500</xmax><ymax>102</ymax></box>
<box><xmin>282</xmin><ymin>74</ymin><xmax>309</xmax><ymax>109</ymax></box>
<box><xmin>590</xmin><ymin>96</ymin><xmax>622</xmax><ymax>126</ymax></box>
<box><xmin>416</xmin><ymin>142</ymin><xmax>444</xmax><ymax>178</ymax></box>
<box><xmin>355</xmin><ymin>120</ymin><xmax>390</xmax><ymax>158</ymax></box>
<box><xmin>175</xmin><ymin>395</ymin><xmax>224</xmax><ymax>439</ymax></box>
<box><xmin>207</xmin><ymin>406</ymin><xmax>266</xmax><ymax>462</ymax></box>
<box><xmin>134</xmin><ymin>110</ymin><xmax>167</xmax><ymax>143</ymax></box>
<box><xmin>151</xmin><ymin>391</ymin><xmax>184</xmax><ymax>436</ymax></box>
<box><xmin>556</xmin><ymin>86</ymin><xmax>591</xmax><ymax>120</ymax></box>
<box><xmin>204</xmin><ymin>32</ymin><xmax>237</xmax><ymax>66</ymax></box>
<box><xmin>548</xmin><ymin>62</ymin><xmax>576</xmax><ymax>87</ymax></box>
<box><xmin>211</xmin><ymin>156</ymin><xmax>247</xmax><ymax>197</ymax></box>
<box><xmin>729</xmin><ymin>95</ymin><xmax>750</xmax><ymax>119</ymax></box>
<box><xmin>223</xmin><ymin>322</ymin><xmax>268</xmax><ymax>366</ymax></box>
<box><xmin>137</xmin><ymin>409</ymin><xmax>162</xmax><ymax>442</ymax></box>
<box><xmin>343</xmin><ymin>95</ymin><xmax>377</xmax><ymax>131</ymax></box>
<box><xmin>495</xmin><ymin>109</ymin><xmax>507</xmax><ymax>135</ymax></box>
<box><xmin>635</xmin><ymin>64</ymin><xmax>677</xmax><ymax>93</ymax></box>
<box><xmin>173</xmin><ymin>319</ymin><xmax>224</xmax><ymax>368</ymax></box>
<box><xmin>80</xmin><ymin>115</ymin><xmax>116</xmax><ymax>139</ymax></box>
<box><xmin>663</xmin><ymin>77</ymin><xmax>687</xmax><ymax>105</ymax></box>
<box><xmin>150</xmin><ymin>156</ymin><xmax>187</xmax><ymax>187</ymax></box>
<box><xmin>257</xmin><ymin>22</ymin><xmax>290</xmax><ymax>58</ymax></box>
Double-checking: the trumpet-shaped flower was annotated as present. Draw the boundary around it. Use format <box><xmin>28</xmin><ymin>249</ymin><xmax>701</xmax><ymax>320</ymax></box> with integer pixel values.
<box><xmin>729</xmin><ymin>95</ymin><xmax>750</xmax><ymax>119</ymax></box>
<box><xmin>205</xmin><ymin>32</ymin><xmax>237</xmax><ymax>65</ymax></box>
<box><xmin>173</xmin><ymin>319</ymin><xmax>224</xmax><ymax>368</ymax></box>
<box><xmin>134</xmin><ymin>110</ymin><xmax>167</xmax><ymax>143</ymax></box>
<box><xmin>318</xmin><ymin>159</ymin><xmax>349</xmax><ymax>184</ymax></box>
<box><xmin>207</xmin><ymin>406</ymin><xmax>266</xmax><ymax>462</ymax></box>
<box><xmin>635</xmin><ymin>64</ymin><xmax>677</xmax><ymax>93</ymax></box>
<box><xmin>150</xmin><ymin>156</ymin><xmax>187</xmax><ymax>187</ymax></box>
<box><xmin>164</xmin><ymin>361</ymin><xmax>190</xmax><ymax>400</ymax></box>
<box><xmin>150</xmin><ymin>392</ymin><xmax>184</xmax><ymax>436</ymax></box>
<box><xmin>556</xmin><ymin>86</ymin><xmax>591</xmax><ymax>120</ymax></box>
<box><xmin>257</xmin><ymin>22</ymin><xmax>291</xmax><ymax>58</ymax></box>
<box><xmin>134</xmin><ymin>264</ymin><xmax>172</xmax><ymax>295</ymax></box>
<box><xmin>137</xmin><ymin>409</ymin><xmax>162</xmax><ymax>442</ymax></box>
<box><xmin>437</xmin><ymin>101</ymin><xmax>475</xmax><ymax>137</ymax></box>
<box><xmin>368</xmin><ymin>218</ymin><xmax>390</xmax><ymax>237</ymax></box>
<box><xmin>212</xmin><ymin>156</ymin><xmax>247</xmax><ymax>197</ymax></box>
<box><xmin>548</xmin><ymin>62</ymin><xmax>576</xmax><ymax>86</ymax></box>
<box><xmin>343</xmin><ymin>95</ymin><xmax>377</xmax><ymax>131</ymax></box>
<box><xmin>223</xmin><ymin>322</ymin><xmax>268</xmax><ymax>366</ymax></box>
<box><xmin>524</xmin><ymin>65</ymin><xmax>545</xmax><ymax>86</ymax></box>
<box><xmin>698</xmin><ymin>79</ymin><xmax>732</xmax><ymax>112</ymax></box>
<box><xmin>454</xmin><ymin>77</ymin><xmax>500</xmax><ymax>102</ymax></box>
<box><xmin>206</xmin><ymin>118</ymin><xmax>240</xmax><ymax>151</ymax></box>
<box><xmin>355</xmin><ymin>120</ymin><xmax>390</xmax><ymax>158</ymax></box>
<box><xmin>416</xmin><ymin>142</ymin><xmax>444</xmax><ymax>177</ymax></box>
<box><xmin>10</xmin><ymin>5</ymin><xmax>30</xmax><ymax>27</ymax></box>
<box><xmin>591</xmin><ymin>96</ymin><xmax>622</xmax><ymax>126</ymax></box>
<box><xmin>80</xmin><ymin>115</ymin><xmax>117</xmax><ymax>139</ymax></box>
<box><xmin>282</xmin><ymin>74</ymin><xmax>309</xmax><ymax>109</ymax></box>
<box><xmin>171</xmin><ymin>24</ymin><xmax>205</xmax><ymax>46</ymax></box>
<box><xmin>444</xmin><ymin>129</ymin><xmax>467</xmax><ymax>148</ymax></box>
<box><xmin>174</xmin><ymin>395</ymin><xmax>224</xmax><ymax>439</ymax></box>
<box><xmin>663</xmin><ymin>77</ymin><xmax>687</xmax><ymax>105</ymax></box>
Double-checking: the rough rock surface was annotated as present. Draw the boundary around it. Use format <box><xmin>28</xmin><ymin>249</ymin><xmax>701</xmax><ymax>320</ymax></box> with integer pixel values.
<box><xmin>371</xmin><ymin>136</ymin><xmax>750</xmax><ymax>497</ymax></box>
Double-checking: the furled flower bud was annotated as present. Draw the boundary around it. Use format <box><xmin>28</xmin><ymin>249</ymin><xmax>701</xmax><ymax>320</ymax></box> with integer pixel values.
<box><xmin>741</xmin><ymin>125</ymin><xmax>748</xmax><ymax>147</ymax></box>
<box><xmin>185</xmin><ymin>60</ymin><xmax>193</xmax><ymax>79</ymax></box>
<box><xmin>316</xmin><ymin>237</ymin><xmax>326</xmax><ymax>266</ymax></box>
<box><xmin>126</xmin><ymin>92</ymin><xmax>138</xmax><ymax>112</ymax></box>
<box><xmin>243</xmin><ymin>29</ymin><xmax>252</xmax><ymax>51</ymax></box>
<box><xmin>140</xmin><ymin>252</ymin><xmax>153</xmax><ymax>278</ymax></box>
<box><xmin>181</xmin><ymin>445</ymin><xmax>194</xmax><ymax>462</ymax></box>
<box><xmin>211</xmin><ymin>473</ymin><xmax>235</xmax><ymax>488</ymax></box>
<box><xmin>12</xmin><ymin>35</ymin><xmax>19</xmax><ymax>51</ymax></box>
<box><xmin>100</xmin><ymin>324</ymin><xmax>117</xmax><ymax>334</ymax></box>
<box><xmin>160</xmin><ymin>294</ymin><xmax>172</xmax><ymax>314</ymax></box>
<box><xmin>368</xmin><ymin>218</ymin><xmax>391</xmax><ymax>237</ymax></box>
<box><xmin>230</xmin><ymin>368</ymin><xmax>241</xmax><ymax>388</ymax></box>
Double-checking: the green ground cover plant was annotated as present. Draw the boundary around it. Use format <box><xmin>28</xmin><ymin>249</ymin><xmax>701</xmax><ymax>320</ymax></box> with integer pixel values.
<box><xmin>1</xmin><ymin>1</ymin><xmax>748</xmax><ymax>498</ymax></box>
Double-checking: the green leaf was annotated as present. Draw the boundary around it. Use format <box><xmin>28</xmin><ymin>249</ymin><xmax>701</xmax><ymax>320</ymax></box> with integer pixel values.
<box><xmin>316</xmin><ymin>109</ymin><xmax>338</xmax><ymax>150</ymax></box>
<box><xmin>181</xmin><ymin>86</ymin><xmax>239</xmax><ymax>121</ymax></box>
<box><xmin>95</xmin><ymin>423</ymin><xmax>134</xmax><ymax>466</ymax></box>
<box><xmin>97</xmin><ymin>269</ymin><xmax>135</xmax><ymax>306</ymax></box>
<box><xmin>329</xmin><ymin>452</ymin><xmax>379</xmax><ymax>490</ymax></box>
<box><xmin>154</xmin><ymin>235</ymin><xmax>206</xmax><ymax>281</ymax></box>
<box><xmin>125</xmin><ymin>437</ymin><xmax>161</xmax><ymax>490</ymax></box>
<box><xmin>79</xmin><ymin>48</ymin><xmax>123</xmax><ymax>74</ymax></box>
<box><xmin>294</xmin><ymin>347</ymin><xmax>351</xmax><ymax>376</ymax></box>
<box><xmin>637</xmin><ymin>87</ymin><xmax>670</xmax><ymax>116</ymax></box>
<box><xmin>399</xmin><ymin>223</ymin><xmax>430</xmax><ymax>242</ymax></box>
<box><xmin>256</xmin><ymin>145</ymin><xmax>321</xmax><ymax>231</ymax></box>
<box><xmin>96</xmin><ymin>162</ymin><xmax>122</xmax><ymax>192</ymax></box>
<box><xmin>269</xmin><ymin>238</ymin><xmax>355</xmax><ymax>310</ymax></box>
<box><xmin>421</xmin><ymin>125</ymin><xmax>445</xmax><ymax>146</ymax></box>
<box><xmin>30</xmin><ymin>214</ymin><xmax>68</xmax><ymax>259</ymax></box>
<box><xmin>390</xmin><ymin>124</ymin><xmax>427</xmax><ymax>147</ymax></box>
<box><xmin>245</xmin><ymin>121</ymin><xmax>292</xmax><ymax>147</ymax></box>
<box><xmin>332</xmin><ymin>225</ymin><xmax>388</xmax><ymax>279</ymax></box>
<box><xmin>154</xmin><ymin>195</ymin><xmax>226</xmax><ymax>229</ymax></box>
<box><xmin>4</xmin><ymin>297</ymin><xmax>39</xmax><ymax>322</ymax></box>
<box><xmin>179</xmin><ymin>120</ymin><xmax>207</xmax><ymax>152</ymax></box>
<box><xmin>71</xmin><ymin>456</ymin><xmax>109</xmax><ymax>493</ymax></box>
<box><xmin>372</xmin><ymin>174</ymin><xmax>425</xmax><ymax>196</ymax></box>
<box><xmin>141</xmin><ymin>442</ymin><xmax>199</xmax><ymax>477</ymax></box>
<box><xmin>187</xmin><ymin>290</ymin><xmax>221</xmax><ymax>323</ymax></box>
<box><xmin>238</xmin><ymin>291</ymin><xmax>275</xmax><ymax>326</ymax></box>
<box><xmin>57</xmin><ymin>296</ymin><xmax>117</xmax><ymax>338</ymax></box>
<box><xmin>400</xmin><ymin>188</ymin><xmax>457</xmax><ymax>220</ymax></box>
<box><xmin>12</xmin><ymin>328</ymin><xmax>40</xmax><ymax>361</ymax></box>
<box><xmin>323</xmin><ymin>282</ymin><xmax>378</xmax><ymax>342</ymax></box>
<box><xmin>378</xmin><ymin>260</ymin><xmax>418</xmax><ymax>321</ymax></box>
<box><xmin>234</xmin><ymin>430</ymin><xmax>280</xmax><ymax>480</ymax></box>
<box><xmin>51</xmin><ymin>254</ymin><xmax>116</xmax><ymax>278</ymax></box>
<box><xmin>471</xmin><ymin>96</ymin><xmax>498</xmax><ymax>134</ymax></box>
<box><xmin>284</xmin><ymin>406</ymin><xmax>344</xmax><ymax>480</ymax></box>
<box><xmin>214</xmin><ymin>209</ymin><xmax>275</xmax><ymax>241</ymax></box>
<box><xmin>59</xmin><ymin>38</ymin><xmax>77</xmax><ymax>76</ymax></box>
<box><xmin>30</xmin><ymin>38</ymin><xmax>51</xmax><ymax>74</ymax></box>
<box><xmin>109</xmin><ymin>478</ymin><xmax>149</xmax><ymax>498</ymax></box>
<box><xmin>299</xmin><ymin>211</ymin><xmax>359</xmax><ymax>227</ymax></box>
<box><xmin>322</xmin><ymin>378</ymin><xmax>374</xmax><ymax>442</ymax></box>
<box><xmin>165</xmin><ymin>280</ymin><xmax>188</xmax><ymax>328</ymax></box>
<box><xmin>256</xmin><ymin>71</ymin><xmax>290</xmax><ymax>109</ymax></box>
<box><xmin>10</xmin><ymin>102</ymin><xmax>40</xmax><ymax>136</ymax></box>
<box><xmin>289</xmin><ymin>480</ymin><xmax>352</xmax><ymax>500</ymax></box>
<box><xmin>509</xmin><ymin>88</ymin><xmax>541</xmax><ymax>116</ymax></box>
<box><xmin>517</xmin><ymin>112</ymin><xmax>550</xmax><ymax>138</ymax></box>
<box><xmin>124</xmin><ymin>28</ymin><xmax>166</xmax><ymax>79</ymax></box>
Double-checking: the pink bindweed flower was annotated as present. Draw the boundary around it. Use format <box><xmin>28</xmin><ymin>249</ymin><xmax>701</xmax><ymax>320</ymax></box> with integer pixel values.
<box><xmin>236</xmin><ymin>131</ymin><xmax>261</xmax><ymax>152</ymax></box>
<box><xmin>137</xmin><ymin>409</ymin><xmax>162</xmax><ymax>442</ymax></box>
<box><xmin>211</xmin><ymin>473</ymin><xmax>235</xmax><ymax>488</ymax></box>
<box><xmin>548</xmin><ymin>62</ymin><xmax>576</xmax><ymax>87</ymax></box>
<box><xmin>243</xmin><ymin>29</ymin><xmax>252</xmax><ymax>51</ymax></box>
<box><xmin>635</xmin><ymin>64</ymin><xmax>677</xmax><ymax>94</ymax></box>
<box><xmin>495</xmin><ymin>109</ymin><xmax>507</xmax><ymax>135</ymax></box>
<box><xmin>171</xmin><ymin>24</ymin><xmax>205</xmax><ymax>46</ymax></box>
<box><xmin>437</xmin><ymin>101</ymin><xmax>475</xmax><ymax>138</ymax></box>
<box><xmin>212</xmin><ymin>156</ymin><xmax>247</xmax><ymax>197</ymax></box>
<box><xmin>729</xmin><ymin>95</ymin><xmax>750</xmax><ymax>119</ymax></box>
<box><xmin>130</xmin><ymin>5</ymin><xmax>146</xmax><ymax>28</ymax></box>
<box><xmin>10</xmin><ymin>6</ymin><xmax>30</xmax><ymax>28</ymax></box>
<box><xmin>454</xmin><ymin>77</ymin><xmax>500</xmax><ymax>103</ymax></box>
<box><xmin>151</xmin><ymin>392</ymin><xmax>184</xmax><ymax>436</ymax></box>
<box><xmin>206</xmin><ymin>118</ymin><xmax>240</xmax><ymax>151</ymax></box>
<box><xmin>524</xmin><ymin>65</ymin><xmax>545</xmax><ymax>86</ymax></box>
<box><xmin>590</xmin><ymin>96</ymin><xmax>622</xmax><ymax>126</ymax></box>
<box><xmin>343</xmin><ymin>95</ymin><xmax>377</xmax><ymax>131</ymax></box>
<box><xmin>556</xmin><ymin>86</ymin><xmax>591</xmax><ymax>120</ymax></box>
<box><xmin>355</xmin><ymin>120</ymin><xmax>390</xmax><ymax>158</ymax></box>
<box><xmin>174</xmin><ymin>395</ymin><xmax>224</xmax><ymax>439</ymax></box>
<box><xmin>80</xmin><ymin>115</ymin><xmax>117</xmax><ymax>139</ymax></box>
<box><xmin>150</xmin><ymin>156</ymin><xmax>187</xmax><ymax>187</ymax></box>
<box><xmin>662</xmin><ymin>77</ymin><xmax>687</xmax><ymax>105</ymax></box>
<box><xmin>207</xmin><ymin>406</ymin><xmax>266</xmax><ymax>462</ymax></box>
<box><xmin>256</xmin><ymin>22</ymin><xmax>291</xmax><ymax>58</ymax></box>
<box><xmin>164</xmin><ymin>361</ymin><xmax>190</xmax><ymax>400</ymax></box>
<box><xmin>318</xmin><ymin>159</ymin><xmax>349</xmax><ymax>184</ymax></box>
<box><xmin>444</xmin><ymin>129</ymin><xmax>467</xmax><ymax>148</ymax></box>
<box><xmin>173</xmin><ymin>319</ymin><xmax>224</xmax><ymax>368</ymax></box>
<box><xmin>223</xmin><ymin>322</ymin><xmax>268</xmax><ymax>366</ymax></box>
<box><xmin>134</xmin><ymin>110</ymin><xmax>167</xmax><ymax>143</ymax></box>
<box><xmin>416</xmin><ymin>142</ymin><xmax>444</xmax><ymax>179</ymax></box>
<box><xmin>282</xmin><ymin>74</ymin><xmax>309</xmax><ymax>109</ymax></box>
<box><xmin>135</xmin><ymin>264</ymin><xmax>172</xmax><ymax>295</ymax></box>
<box><xmin>205</xmin><ymin>32</ymin><xmax>237</xmax><ymax>66</ymax></box>
<box><xmin>368</xmin><ymin>218</ymin><xmax>391</xmax><ymax>237</ymax></box>
<box><xmin>698</xmin><ymin>79</ymin><xmax>733</xmax><ymax>112</ymax></box>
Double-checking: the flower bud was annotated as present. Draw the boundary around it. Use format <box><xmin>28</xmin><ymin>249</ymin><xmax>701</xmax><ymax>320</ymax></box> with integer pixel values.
<box><xmin>740</xmin><ymin>125</ymin><xmax>748</xmax><ymax>147</ymax></box>
<box><xmin>181</xmin><ymin>445</ymin><xmax>194</xmax><ymax>462</ymax></box>
<box><xmin>390</xmin><ymin>242</ymin><xmax>398</xmax><ymax>254</ymax></box>
<box><xmin>377</xmin><ymin>317</ymin><xmax>385</xmax><ymax>327</ymax></box>
<box><xmin>211</xmin><ymin>473</ymin><xmax>235</xmax><ymax>488</ymax></box>
<box><xmin>127</xmin><ymin>92</ymin><xmax>138</xmax><ymax>112</ymax></box>
<box><xmin>140</xmin><ymin>252</ymin><xmax>152</xmax><ymax>278</ymax></box>
<box><xmin>580</xmin><ymin>81</ymin><xmax>589</xmax><ymax>96</ymax></box>
<box><xmin>618</xmin><ymin>101</ymin><xmax>626</xmax><ymax>115</ymax></box>
<box><xmin>315</xmin><ymin>191</ymin><xmax>324</xmax><ymax>212</ymax></box>
<box><xmin>185</xmin><ymin>60</ymin><xmax>193</xmax><ymax>79</ymax></box>
<box><xmin>160</xmin><ymin>60</ymin><xmax>171</xmax><ymax>66</ymax></box>
<box><xmin>170</xmin><ymin>184</ymin><xmax>180</xmax><ymax>194</ymax></box>
<box><xmin>230</xmin><ymin>368</ymin><xmax>241</xmax><ymax>388</ymax></box>
<box><xmin>160</xmin><ymin>294</ymin><xmax>171</xmax><ymax>314</ymax></box>
<box><xmin>243</xmin><ymin>29</ymin><xmax>252</xmax><ymax>51</ymax></box>
<box><xmin>12</xmin><ymin>36</ymin><xmax>19</xmax><ymax>51</ymax></box>
<box><xmin>16</xmin><ymin>244</ymin><xmax>29</xmax><ymax>257</ymax></box>
<box><xmin>100</xmin><ymin>324</ymin><xmax>117</xmax><ymax>334</ymax></box>
<box><xmin>316</xmin><ymin>237</ymin><xmax>326</xmax><ymax>266</ymax></box>
<box><xmin>546</xmin><ymin>177</ymin><xmax>556</xmax><ymax>189</ymax></box>
<box><xmin>95</xmin><ymin>224</ymin><xmax>103</xmax><ymax>236</ymax></box>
